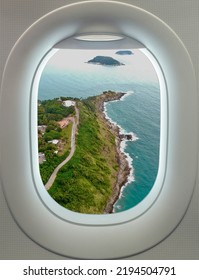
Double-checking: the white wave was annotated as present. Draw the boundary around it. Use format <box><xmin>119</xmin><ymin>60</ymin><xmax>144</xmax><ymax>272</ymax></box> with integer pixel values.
<box><xmin>104</xmin><ymin>103</ymin><xmax>139</xmax><ymax>143</ymax></box>
<box><xmin>103</xmin><ymin>92</ymin><xmax>139</xmax><ymax>211</ymax></box>
<box><xmin>120</xmin><ymin>90</ymin><xmax>134</xmax><ymax>101</ymax></box>
<box><xmin>128</xmin><ymin>132</ymin><xmax>139</xmax><ymax>142</ymax></box>
<box><xmin>115</xmin><ymin>204</ymin><xmax>122</xmax><ymax>210</ymax></box>
<box><xmin>104</xmin><ymin>90</ymin><xmax>134</xmax><ymax>107</ymax></box>
<box><xmin>120</xmin><ymin>139</ymin><xmax>127</xmax><ymax>150</ymax></box>
<box><xmin>120</xmin><ymin>140</ymin><xmax>135</xmax><ymax>184</ymax></box>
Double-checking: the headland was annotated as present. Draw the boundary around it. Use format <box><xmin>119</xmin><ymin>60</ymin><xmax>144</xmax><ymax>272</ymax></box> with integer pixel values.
<box><xmin>38</xmin><ymin>91</ymin><xmax>133</xmax><ymax>214</ymax></box>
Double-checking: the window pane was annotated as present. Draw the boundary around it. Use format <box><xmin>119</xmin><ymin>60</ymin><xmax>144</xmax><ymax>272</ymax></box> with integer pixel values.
<box><xmin>38</xmin><ymin>48</ymin><xmax>160</xmax><ymax>214</ymax></box>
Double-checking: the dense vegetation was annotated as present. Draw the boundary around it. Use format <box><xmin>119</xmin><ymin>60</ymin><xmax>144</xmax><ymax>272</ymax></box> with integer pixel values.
<box><xmin>38</xmin><ymin>98</ymin><xmax>75</xmax><ymax>184</ymax></box>
<box><xmin>38</xmin><ymin>98</ymin><xmax>75</xmax><ymax>125</ymax></box>
<box><xmin>87</xmin><ymin>56</ymin><xmax>124</xmax><ymax>66</ymax></box>
<box><xmin>48</xmin><ymin>95</ymin><xmax>119</xmax><ymax>214</ymax></box>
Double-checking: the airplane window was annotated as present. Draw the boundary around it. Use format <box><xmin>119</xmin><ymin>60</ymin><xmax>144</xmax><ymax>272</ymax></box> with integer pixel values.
<box><xmin>37</xmin><ymin>48</ymin><xmax>160</xmax><ymax>214</ymax></box>
<box><xmin>1</xmin><ymin>0</ymin><xmax>197</xmax><ymax>259</ymax></box>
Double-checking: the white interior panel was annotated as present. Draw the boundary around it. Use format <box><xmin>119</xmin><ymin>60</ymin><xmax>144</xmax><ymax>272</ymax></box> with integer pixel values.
<box><xmin>0</xmin><ymin>1</ymin><xmax>197</xmax><ymax>259</ymax></box>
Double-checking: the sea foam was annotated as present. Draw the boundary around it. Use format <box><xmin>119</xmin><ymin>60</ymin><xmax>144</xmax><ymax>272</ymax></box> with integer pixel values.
<box><xmin>103</xmin><ymin>91</ymin><xmax>139</xmax><ymax>201</ymax></box>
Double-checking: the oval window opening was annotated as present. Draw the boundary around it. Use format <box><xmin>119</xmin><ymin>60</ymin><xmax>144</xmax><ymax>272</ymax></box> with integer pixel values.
<box><xmin>37</xmin><ymin>45</ymin><xmax>161</xmax><ymax>215</ymax></box>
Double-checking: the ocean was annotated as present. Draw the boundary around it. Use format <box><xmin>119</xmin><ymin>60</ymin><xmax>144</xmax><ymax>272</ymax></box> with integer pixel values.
<box><xmin>38</xmin><ymin>49</ymin><xmax>160</xmax><ymax>213</ymax></box>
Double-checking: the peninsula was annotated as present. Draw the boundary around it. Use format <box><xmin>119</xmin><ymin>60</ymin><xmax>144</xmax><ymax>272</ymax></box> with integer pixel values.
<box><xmin>38</xmin><ymin>91</ymin><xmax>131</xmax><ymax>214</ymax></box>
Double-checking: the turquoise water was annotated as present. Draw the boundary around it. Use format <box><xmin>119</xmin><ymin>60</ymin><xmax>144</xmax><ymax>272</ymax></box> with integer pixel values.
<box><xmin>38</xmin><ymin>49</ymin><xmax>160</xmax><ymax>212</ymax></box>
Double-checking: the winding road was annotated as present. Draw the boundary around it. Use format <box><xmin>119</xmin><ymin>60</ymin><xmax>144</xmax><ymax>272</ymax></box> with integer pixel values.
<box><xmin>45</xmin><ymin>105</ymin><xmax>79</xmax><ymax>190</ymax></box>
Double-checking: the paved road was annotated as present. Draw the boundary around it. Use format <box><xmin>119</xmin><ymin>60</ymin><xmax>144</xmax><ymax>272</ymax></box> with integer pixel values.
<box><xmin>45</xmin><ymin>105</ymin><xmax>79</xmax><ymax>190</ymax></box>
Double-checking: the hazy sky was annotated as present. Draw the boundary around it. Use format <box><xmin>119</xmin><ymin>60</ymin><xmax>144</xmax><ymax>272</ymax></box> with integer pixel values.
<box><xmin>46</xmin><ymin>48</ymin><xmax>159</xmax><ymax>83</ymax></box>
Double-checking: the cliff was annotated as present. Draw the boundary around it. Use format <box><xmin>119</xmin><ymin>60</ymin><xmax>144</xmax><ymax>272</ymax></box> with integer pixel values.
<box><xmin>93</xmin><ymin>91</ymin><xmax>131</xmax><ymax>213</ymax></box>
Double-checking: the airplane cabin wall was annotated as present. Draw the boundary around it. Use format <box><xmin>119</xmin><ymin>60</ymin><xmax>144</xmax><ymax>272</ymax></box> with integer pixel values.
<box><xmin>0</xmin><ymin>0</ymin><xmax>198</xmax><ymax>259</ymax></box>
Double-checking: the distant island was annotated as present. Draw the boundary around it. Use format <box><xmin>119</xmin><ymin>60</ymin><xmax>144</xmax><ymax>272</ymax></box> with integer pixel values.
<box><xmin>87</xmin><ymin>56</ymin><xmax>124</xmax><ymax>66</ymax></box>
<box><xmin>116</xmin><ymin>50</ymin><xmax>133</xmax><ymax>55</ymax></box>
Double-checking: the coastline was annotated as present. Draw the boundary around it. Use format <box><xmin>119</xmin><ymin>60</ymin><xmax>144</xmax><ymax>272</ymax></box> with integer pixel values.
<box><xmin>39</xmin><ymin>91</ymin><xmax>137</xmax><ymax>214</ymax></box>
<box><xmin>95</xmin><ymin>91</ymin><xmax>136</xmax><ymax>213</ymax></box>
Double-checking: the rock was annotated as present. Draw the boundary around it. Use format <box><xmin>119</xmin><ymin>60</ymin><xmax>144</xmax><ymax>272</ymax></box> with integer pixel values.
<box><xmin>119</xmin><ymin>134</ymin><xmax>133</xmax><ymax>141</ymax></box>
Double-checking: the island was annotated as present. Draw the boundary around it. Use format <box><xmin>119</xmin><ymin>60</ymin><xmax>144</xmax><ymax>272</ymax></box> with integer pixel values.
<box><xmin>87</xmin><ymin>56</ymin><xmax>124</xmax><ymax>66</ymax></box>
<box><xmin>38</xmin><ymin>91</ymin><xmax>132</xmax><ymax>214</ymax></box>
<box><xmin>116</xmin><ymin>50</ymin><xmax>133</xmax><ymax>55</ymax></box>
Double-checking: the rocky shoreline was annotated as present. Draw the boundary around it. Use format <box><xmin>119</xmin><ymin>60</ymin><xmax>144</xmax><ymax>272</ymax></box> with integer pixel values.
<box><xmin>95</xmin><ymin>91</ymin><xmax>132</xmax><ymax>213</ymax></box>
